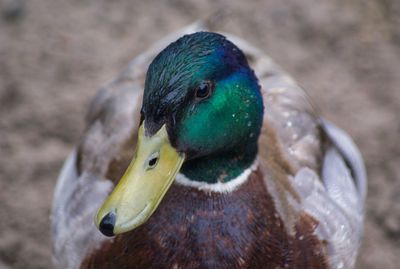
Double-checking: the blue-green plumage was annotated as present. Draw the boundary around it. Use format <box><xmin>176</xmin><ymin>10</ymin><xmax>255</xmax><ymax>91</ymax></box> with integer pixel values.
<box><xmin>142</xmin><ymin>32</ymin><xmax>264</xmax><ymax>183</ymax></box>
<box><xmin>52</xmin><ymin>24</ymin><xmax>366</xmax><ymax>269</ymax></box>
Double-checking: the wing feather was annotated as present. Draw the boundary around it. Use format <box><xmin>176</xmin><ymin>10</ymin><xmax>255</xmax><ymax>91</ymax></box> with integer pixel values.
<box><xmin>51</xmin><ymin>22</ymin><xmax>210</xmax><ymax>269</ymax></box>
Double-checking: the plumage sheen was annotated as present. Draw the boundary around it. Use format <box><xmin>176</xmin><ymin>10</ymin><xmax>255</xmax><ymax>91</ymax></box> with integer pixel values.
<box><xmin>51</xmin><ymin>22</ymin><xmax>366</xmax><ymax>269</ymax></box>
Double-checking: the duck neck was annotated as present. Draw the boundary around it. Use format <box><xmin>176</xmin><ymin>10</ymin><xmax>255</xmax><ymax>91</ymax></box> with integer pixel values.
<box><xmin>180</xmin><ymin>142</ymin><xmax>258</xmax><ymax>184</ymax></box>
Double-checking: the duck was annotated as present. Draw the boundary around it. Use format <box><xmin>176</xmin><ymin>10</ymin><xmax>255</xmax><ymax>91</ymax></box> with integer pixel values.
<box><xmin>51</xmin><ymin>21</ymin><xmax>367</xmax><ymax>269</ymax></box>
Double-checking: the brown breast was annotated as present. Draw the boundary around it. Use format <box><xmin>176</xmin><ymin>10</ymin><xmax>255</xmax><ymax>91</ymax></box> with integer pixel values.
<box><xmin>81</xmin><ymin>169</ymin><xmax>328</xmax><ymax>269</ymax></box>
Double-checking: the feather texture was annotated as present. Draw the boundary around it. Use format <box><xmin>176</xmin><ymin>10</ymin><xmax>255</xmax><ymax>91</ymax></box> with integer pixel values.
<box><xmin>51</xmin><ymin>22</ymin><xmax>366</xmax><ymax>269</ymax></box>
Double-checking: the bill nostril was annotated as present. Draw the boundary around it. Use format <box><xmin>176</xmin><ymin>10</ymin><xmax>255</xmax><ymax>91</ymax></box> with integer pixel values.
<box><xmin>147</xmin><ymin>151</ymin><xmax>159</xmax><ymax>169</ymax></box>
<box><xmin>99</xmin><ymin>212</ymin><xmax>116</xmax><ymax>237</ymax></box>
<box><xmin>148</xmin><ymin>157</ymin><xmax>158</xmax><ymax>168</ymax></box>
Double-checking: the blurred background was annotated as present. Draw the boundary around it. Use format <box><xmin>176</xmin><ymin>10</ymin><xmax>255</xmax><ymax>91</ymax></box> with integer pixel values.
<box><xmin>0</xmin><ymin>0</ymin><xmax>399</xmax><ymax>268</ymax></box>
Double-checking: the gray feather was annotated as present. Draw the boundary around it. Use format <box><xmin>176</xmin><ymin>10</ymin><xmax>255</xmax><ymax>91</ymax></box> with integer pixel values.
<box><xmin>321</xmin><ymin>120</ymin><xmax>367</xmax><ymax>204</ymax></box>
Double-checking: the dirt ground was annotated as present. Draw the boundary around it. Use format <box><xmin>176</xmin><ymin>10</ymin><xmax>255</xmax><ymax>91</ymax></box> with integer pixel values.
<box><xmin>0</xmin><ymin>0</ymin><xmax>399</xmax><ymax>268</ymax></box>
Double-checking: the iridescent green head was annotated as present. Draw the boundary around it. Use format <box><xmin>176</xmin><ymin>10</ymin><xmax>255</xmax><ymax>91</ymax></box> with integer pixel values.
<box><xmin>142</xmin><ymin>32</ymin><xmax>263</xmax><ymax>182</ymax></box>
<box><xmin>96</xmin><ymin>32</ymin><xmax>264</xmax><ymax>236</ymax></box>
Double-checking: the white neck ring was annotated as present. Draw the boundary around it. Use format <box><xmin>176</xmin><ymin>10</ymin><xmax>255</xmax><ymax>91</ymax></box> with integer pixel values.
<box><xmin>174</xmin><ymin>158</ymin><xmax>259</xmax><ymax>194</ymax></box>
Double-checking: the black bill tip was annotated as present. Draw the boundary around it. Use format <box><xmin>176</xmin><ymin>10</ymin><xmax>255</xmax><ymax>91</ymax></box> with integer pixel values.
<box><xmin>99</xmin><ymin>212</ymin><xmax>116</xmax><ymax>237</ymax></box>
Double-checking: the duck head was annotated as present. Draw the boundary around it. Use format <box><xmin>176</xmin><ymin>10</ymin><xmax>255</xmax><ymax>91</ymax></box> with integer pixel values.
<box><xmin>95</xmin><ymin>32</ymin><xmax>264</xmax><ymax>236</ymax></box>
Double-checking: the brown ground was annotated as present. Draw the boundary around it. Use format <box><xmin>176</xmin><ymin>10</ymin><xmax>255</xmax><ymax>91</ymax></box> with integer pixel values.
<box><xmin>0</xmin><ymin>0</ymin><xmax>399</xmax><ymax>268</ymax></box>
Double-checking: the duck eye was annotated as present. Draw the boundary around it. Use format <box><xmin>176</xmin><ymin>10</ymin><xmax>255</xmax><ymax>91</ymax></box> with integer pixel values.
<box><xmin>195</xmin><ymin>81</ymin><xmax>212</xmax><ymax>100</ymax></box>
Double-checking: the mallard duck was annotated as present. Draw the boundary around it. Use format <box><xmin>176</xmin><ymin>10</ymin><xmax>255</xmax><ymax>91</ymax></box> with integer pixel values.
<box><xmin>51</xmin><ymin>22</ymin><xmax>367</xmax><ymax>269</ymax></box>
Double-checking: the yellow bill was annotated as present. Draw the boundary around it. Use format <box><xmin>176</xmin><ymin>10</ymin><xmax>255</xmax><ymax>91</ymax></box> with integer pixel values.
<box><xmin>95</xmin><ymin>123</ymin><xmax>185</xmax><ymax>236</ymax></box>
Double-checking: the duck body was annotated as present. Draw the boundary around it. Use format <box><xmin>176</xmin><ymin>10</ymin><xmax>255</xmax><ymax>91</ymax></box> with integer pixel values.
<box><xmin>52</xmin><ymin>22</ymin><xmax>366</xmax><ymax>269</ymax></box>
<box><xmin>81</xmin><ymin>172</ymin><xmax>328</xmax><ymax>269</ymax></box>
